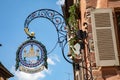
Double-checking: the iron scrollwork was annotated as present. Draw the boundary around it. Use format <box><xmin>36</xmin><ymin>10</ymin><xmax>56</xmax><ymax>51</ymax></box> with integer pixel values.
<box><xmin>15</xmin><ymin>8</ymin><xmax>93</xmax><ymax>79</ymax></box>
<box><xmin>24</xmin><ymin>9</ymin><xmax>67</xmax><ymax>44</ymax></box>
<box><xmin>23</xmin><ymin>9</ymin><xmax>72</xmax><ymax>64</ymax></box>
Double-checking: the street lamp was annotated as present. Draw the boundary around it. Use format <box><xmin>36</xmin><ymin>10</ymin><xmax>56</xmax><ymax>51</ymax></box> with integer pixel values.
<box><xmin>0</xmin><ymin>44</ymin><xmax>2</xmax><ymax>46</ymax></box>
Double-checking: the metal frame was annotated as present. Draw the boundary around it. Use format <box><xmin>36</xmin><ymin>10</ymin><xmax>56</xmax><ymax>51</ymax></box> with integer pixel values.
<box><xmin>24</xmin><ymin>8</ymin><xmax>93</xmax><ymax>80</ymax></box>
<box><xmin>24</xmin><ymin>9</ymin><xmax>72</xmax><ymax>63</ymax></box>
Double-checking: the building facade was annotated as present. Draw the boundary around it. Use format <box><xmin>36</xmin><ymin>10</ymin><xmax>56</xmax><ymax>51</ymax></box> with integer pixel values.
<box><xmin>0</xmin><ymin>62</ymin><xmax>14</xmax><ymax>80</ymax></box>
<box><xmin>62</xmin><ymin>0</ymin><xmax>120</xmax><ymax>80</ymax></box>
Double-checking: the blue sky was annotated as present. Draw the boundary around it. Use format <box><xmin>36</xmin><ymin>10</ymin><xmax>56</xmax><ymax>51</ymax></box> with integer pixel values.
<box><xmin>0</xmin><ymin>0</ymin><xmax>74</xmax><ymax>80</ymax></box>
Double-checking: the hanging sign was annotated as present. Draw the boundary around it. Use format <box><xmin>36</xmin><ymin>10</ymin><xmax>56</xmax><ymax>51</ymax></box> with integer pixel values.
<box><xmin>15</xmin><ymin>8</ymin><xmax>68</xmax><ymax>73</ymax></box>
<box><xmin>16</xmin><ymin>39</ymin><xmax>48</xmax><ymax>73</ymax></box>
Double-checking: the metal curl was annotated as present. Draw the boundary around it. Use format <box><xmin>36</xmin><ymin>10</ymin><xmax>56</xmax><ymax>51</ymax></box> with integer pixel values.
<box><xmin>24</xmin><ymin>8</ymin><xmax>93</xmax><ymax>80</ymax></box>
<box><xmin>24</xmin><ymin>9</ymin><xmax>66</xmax><ymax>43</ymax></box>
<box><xmin>24</xmin><ymin>9</ymin><xmax>72</xmax><ymax>63</ymax></box>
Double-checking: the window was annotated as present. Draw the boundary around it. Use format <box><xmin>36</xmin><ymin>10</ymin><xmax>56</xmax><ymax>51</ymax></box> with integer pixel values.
<box><xmin>91</xmin><ymin>8</ymin><xmax>119</xmax><ymax>66</ymax></box>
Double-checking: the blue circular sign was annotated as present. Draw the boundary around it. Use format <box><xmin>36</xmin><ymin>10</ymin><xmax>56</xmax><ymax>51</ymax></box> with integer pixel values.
<box><xmin>17</xmin><ymin>40</ymin><xmax>47</xmax><ymax>68</ymax></box>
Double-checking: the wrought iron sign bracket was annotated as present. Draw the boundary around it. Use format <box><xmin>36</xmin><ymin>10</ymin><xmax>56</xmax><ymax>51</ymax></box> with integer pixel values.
<box><xmin>15</xmin><ymin>9</ymin><xmax>72</xmax><ymax>74</ymax></box>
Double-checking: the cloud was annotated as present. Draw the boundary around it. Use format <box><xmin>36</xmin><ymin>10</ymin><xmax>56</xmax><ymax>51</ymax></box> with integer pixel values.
<box><xmin>15</xmin><ymin>71</ymin><xmax>45</xmax><ymax>80</ymax></box>
<box><xmin>11</xmin><ymin>54</ymin><xmax>60</xmax><ymax>80</ymax></box>
<box><xmin>47</xmin><ymin>58</ymin><xmax>55</xmax><ymax>65</ymax></box>
<box><xmin>52</xmin><ymin>54</ymin><xmax>60</xmax><ymax>62</ymax></box>
<box><xmin>56</xmin><ymin>0</ymin><xmax>65</xmax><ymax>6</ymax></box>
<box><xmin>11</xmin><ymin>66</ymin><xmax>46</xmax><ymax>80</ymax></box>
<box><xmin>47</xmin><ymin>54</ymin><xmax>60</xmax><ymax>65</ymax></box>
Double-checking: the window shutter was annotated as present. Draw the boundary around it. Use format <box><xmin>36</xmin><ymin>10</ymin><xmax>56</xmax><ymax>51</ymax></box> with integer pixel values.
<box><xmin>91</xmin><ymin>8</ymin><xmax>119</xmax><ymax>66</ymax></box>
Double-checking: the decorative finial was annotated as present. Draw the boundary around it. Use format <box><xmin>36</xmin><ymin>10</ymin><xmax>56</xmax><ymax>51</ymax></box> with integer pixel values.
<box><xmin>24</xmin><ymin>27</ymin><xmax>35</xmax><ymax>39</ymax></box>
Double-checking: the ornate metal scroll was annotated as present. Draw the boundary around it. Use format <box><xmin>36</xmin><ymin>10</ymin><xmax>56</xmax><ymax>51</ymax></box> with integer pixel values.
<box><xmin>24</xmin><ymin>9</ymin><xmax>67</xmax><ymax>44</ymax></box>
<box><xmin>24</xmin><ymin>9</ymin><xmax>72</xmax><ymax>64</ymax></box>
<box><xmin>16</xmin><ymin>9</ymin><xmax>73</xmax><ymax>73</ymax></box>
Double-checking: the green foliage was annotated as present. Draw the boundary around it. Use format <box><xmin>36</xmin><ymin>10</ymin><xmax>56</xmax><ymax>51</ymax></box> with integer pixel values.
<box><xmin>68</xmin><ymin>4</ymin><xmax>79</xmax><ymax>32</ymax></box>
<box><xmin>67</xmin><ymin>4</ymin><xmax>79</xmax><ymax>45</ymax></box>
<box><xmin>69</xmin><ymin>36</ymin><xmax>78</xmax><ymax>46</ymax></box>
<box><xmin>67</xmin><ymin>4</ymin><xmax>80</xmax><ymax>56</ymax></box>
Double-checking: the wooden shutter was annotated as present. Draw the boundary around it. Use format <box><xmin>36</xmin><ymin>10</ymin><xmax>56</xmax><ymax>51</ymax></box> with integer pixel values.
<box><xmin>91</xmin><ymin>8</ymin><xmax>119</xmax><ymax>66</ymax></box>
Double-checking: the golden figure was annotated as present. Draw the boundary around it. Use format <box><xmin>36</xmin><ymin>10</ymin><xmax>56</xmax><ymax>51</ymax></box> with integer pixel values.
<box><xmin>23</xmin><ymin>45</ymin><xmax>40</xmax><ymax>58</ymax></box>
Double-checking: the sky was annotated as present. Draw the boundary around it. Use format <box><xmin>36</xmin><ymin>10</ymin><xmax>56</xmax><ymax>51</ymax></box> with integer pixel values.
<box><xmin>0</xmin><ymin>0</ymin><xmax>74</xmax><ymax>80</ymax></box>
